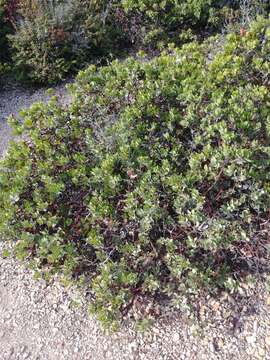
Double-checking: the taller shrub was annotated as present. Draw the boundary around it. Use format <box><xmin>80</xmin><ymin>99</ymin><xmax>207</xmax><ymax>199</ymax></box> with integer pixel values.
<box><xmin>8</xmin><ymin>0</ymin><xmax>125</xmax><ymax>83</ymax></box>
<box><xmin>0</xmin><ymin>18</ymin><xmax>269</xmax><ymax>327</ymax></box>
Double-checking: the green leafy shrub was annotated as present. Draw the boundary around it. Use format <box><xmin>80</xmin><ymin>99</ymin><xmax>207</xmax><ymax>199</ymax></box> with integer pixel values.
<box><xmin>0</xmin><ymin>17</ymin><xmax>269</xmax><ymax>327</ymax></box>
<box><xmin>8</xmin><ymin>0</ymin><xmax>125</xmax><ymax>83</ymax></box>
<box><xmin>9</xmin><ymin>16</ymin><xmax>71</xmax><ymax>83</ymax></box>
<box><xmin>120</xmin><ymin>0</ymin><xmax>221</xmax><ymax>47</ymax></box>
<box><xmin>120</xmin><ymin>0</ymin><xmax>270</xmax><ymax>48</ymax></box>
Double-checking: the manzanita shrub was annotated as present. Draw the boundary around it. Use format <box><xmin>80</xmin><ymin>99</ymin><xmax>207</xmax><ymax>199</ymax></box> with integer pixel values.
<box><xmin>0</xmin><ymin>18</ymin><xmax>269</xmax><ymax>328</ymax></box>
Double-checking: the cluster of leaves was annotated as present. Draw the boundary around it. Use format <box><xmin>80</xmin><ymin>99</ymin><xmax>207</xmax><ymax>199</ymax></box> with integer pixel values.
<box><xmin>8</xmin><ymin>0</ymin><xmax>126</xmax><ymax>83</ymax></box>
<box><xmin>0</xmin><ymin>17</ymin><xmax>269</xmax><ymax>327</ymax></box>
<box><xmin>0</xmin><ymin>62</ymin><xmax>10</xmax><ymax>80</ymax></box>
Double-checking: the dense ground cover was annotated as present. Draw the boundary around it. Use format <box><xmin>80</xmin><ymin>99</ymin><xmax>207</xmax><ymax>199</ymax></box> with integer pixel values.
<box><xmin>0</xmin><ymin>17</ymin><xmax>269</xmax><ymax>328</ymax></box>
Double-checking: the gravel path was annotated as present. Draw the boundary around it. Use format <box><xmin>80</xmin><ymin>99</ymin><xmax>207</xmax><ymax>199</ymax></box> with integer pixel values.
<box><xmin>0</xmin><ymin>81</ymin><xmax>270</xmax><ymax>360</ymax></box>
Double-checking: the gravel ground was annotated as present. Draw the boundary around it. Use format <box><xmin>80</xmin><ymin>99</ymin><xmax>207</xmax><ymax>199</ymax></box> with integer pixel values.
<box><xmin>0</xmin><ymin>81</ymin><xmax>270</xmax><ymax>360</ymax></box>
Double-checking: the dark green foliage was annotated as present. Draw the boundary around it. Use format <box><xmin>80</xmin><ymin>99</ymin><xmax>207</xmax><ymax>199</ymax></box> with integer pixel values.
<box><xmin>0</xmin><ymin>18</ymin><xmax>269</xmax><ymax>327</ymax></box>
<box><xmin>0</xmin><ymin>0</ymin><xmax>12</xmax><ymax>62</ymax></box>
<box><xmin>0</xmin><ymin>0</ymin><xmax>13</xmax><ymax>79</ymax></box>
<box><xmin>0</xmin><ymin>0</ymin><xmax>7</xmax><ymax>58</ymax></box>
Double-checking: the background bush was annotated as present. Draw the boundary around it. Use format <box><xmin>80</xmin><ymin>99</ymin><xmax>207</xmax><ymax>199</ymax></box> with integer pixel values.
<box><xmin>0</xmin><ymin>0</ymin><xmax>8</xmax><ymax>59</ymax></box>
<box><xmin>0</xmin><ymin>0</ymin><xmax>13</xmax><ymax>71</ymax></box>
<box><xmin>0</xmin><ymin>17</ymin><xmax>270</xmax><ymax>327</ymax></box>
<box><xmin>120</xmin><ymin>0</ymin><xmax>270</xmax><ymax>48</ymax></box>
<box><xmin>8</xmin><ymin>0</ymin><xmax>126</xmax><ymax>83</ymax></box>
